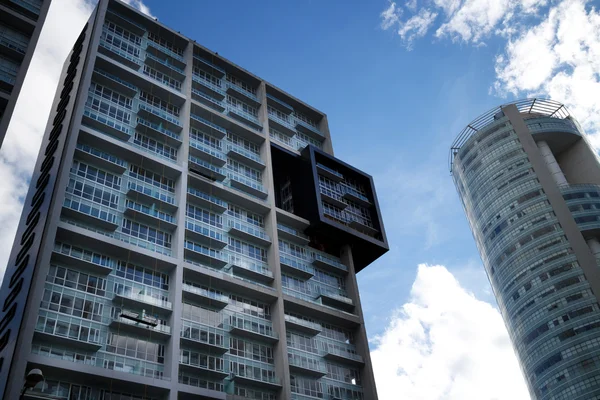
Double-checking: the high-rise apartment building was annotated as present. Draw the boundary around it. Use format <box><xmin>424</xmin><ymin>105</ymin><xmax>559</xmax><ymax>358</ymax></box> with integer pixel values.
<box><xmin>451</xmin><ymin>99</ymin><xmax>600</xmax><ymax>399</ymax></box>
<box><xmin>0</xmin><ymin>0</ymin><xmax>51</xmax><ymax>146</ymax></box>
<box><xmin>0</xmin><ymin>1</ymin><xmax>388</xmax><ymax>399</ymax></box>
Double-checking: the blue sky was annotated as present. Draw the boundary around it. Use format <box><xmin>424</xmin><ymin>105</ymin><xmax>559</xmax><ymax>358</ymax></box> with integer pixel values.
<box><xmin>2</xmin><ymin>0</ymin><xmax>600</xmax><ymax>398</ymax></box>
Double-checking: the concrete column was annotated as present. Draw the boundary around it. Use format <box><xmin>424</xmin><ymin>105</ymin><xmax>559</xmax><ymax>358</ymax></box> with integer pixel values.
<box><xmin>340</xmin><ymin>245</ymin><xmax>379</xmax><ymax>400</ymax></box>
<box><xmin>537</xmin><ymin>140</ymin><xmax>568</xmax><ymax>186</ymax></box>
<box><xmin>587</xmin><ymin>238</ymin><xmax>600</xmax><ymax>258</ymax></box>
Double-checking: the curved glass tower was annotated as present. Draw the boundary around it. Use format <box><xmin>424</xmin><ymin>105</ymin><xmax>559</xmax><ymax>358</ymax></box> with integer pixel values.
<box><xmin>451</xmin><ymin>99</ymin><xmax>600</xmax><ymax>400</ymax></box>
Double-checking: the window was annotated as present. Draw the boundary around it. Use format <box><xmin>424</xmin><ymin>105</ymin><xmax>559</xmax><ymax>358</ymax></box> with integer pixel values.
<box><xmin>121</xmin><ymin>219</ymin><xmax>172</xmax><ymax>248</ymax></box>
<box><xmin>129</xmin><ymin>164</ymin><xmax>175</xmax><ymax>192</ymax></box>
<box><xmin>139</xmin><ymin>91</ymin><xmax>180</xmax><ymax>116</ymax></box>
<box><xmin>133</xmin><ymin>131</ymin><xmax>178</xmax><ymax>160</ymax></box>
<box><xmin>142</xmin><ymin>65</ymin><xmax>181</xmax><ymax>90</ymax></box>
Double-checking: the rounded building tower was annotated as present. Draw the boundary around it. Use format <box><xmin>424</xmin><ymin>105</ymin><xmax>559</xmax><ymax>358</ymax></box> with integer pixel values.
<box><xmin>451</xmin><ymin>99</ymin><xmax>600</xmax><ymax>399</ymax></box>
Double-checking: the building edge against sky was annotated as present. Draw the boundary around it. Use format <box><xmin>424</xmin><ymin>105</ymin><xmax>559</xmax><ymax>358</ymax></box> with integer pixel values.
<box><xmin>0</xmin><ymin>0</ymin><xmax>388</xmax><ymax>399</ymax></box>
<box><xmin>451</xmin><ymin>98</ymin><xmax>600</xmax><ymax>400</ymax></box>
<box><xmin>0</xmin><ymin>0</ymin><xmax>51</xmax><ymax>146</ymax></box>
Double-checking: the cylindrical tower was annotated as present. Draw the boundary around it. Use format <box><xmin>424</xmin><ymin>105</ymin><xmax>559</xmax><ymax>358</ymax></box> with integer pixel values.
<box><xmin>451</xmin><ymin>99</ymin><xmax>600</xmax><ymax>400</ymax></box>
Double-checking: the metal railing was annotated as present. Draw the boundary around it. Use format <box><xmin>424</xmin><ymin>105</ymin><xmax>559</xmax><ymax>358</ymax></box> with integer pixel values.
<box><xmin>138</xmin><ymin>103</ymin><xmax>182</xmax><ymax>127</ymax></box>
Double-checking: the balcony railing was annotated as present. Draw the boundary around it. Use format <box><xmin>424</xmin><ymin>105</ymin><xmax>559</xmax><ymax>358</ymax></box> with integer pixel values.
<box><xmin>146</xmin><ymin>40</ymin><xmax>185</xmax><ymax>64</ymax></box>
<box><xmin>192</xmin><ymin>74</ymin><xmax>225</xmax><ymax>96</ymax></box>
<box><xmin>145</xmin><ymin>52</ymin><xmax>185</xmax><ymax>74</ymax></box>
<box><xmin>182</xmin><ymin>283</ymin><xmax>230</xmax><ymax>304</ymax></box>
<box><xmin>312</xmin><ymin>252</ymin><xmax>348</xmax><ymax>273</ymax></box>
<box><xmin>226</xmin><ymin>82</ymin><xmax>259</xmax><ymax>103</ymax></box>
<box><xmin>185</xmin><ymin>217</ymin><xmax>227</xmax><ymax>244</ymax></box>
<box><xmin>187</xmin><ymin>187</ymin><xmax>228</xmax><ymax>210</ymax></box>
<box><xmin>277</xmin><ymin>223</ymin><xmax>309</xmax><ymax>241</ymax></box>
<box><xmin>190</xmin><ymin>113</ymin><xmax>227</xmax><ymax>136</ymax></box>
<box><xmin>76</xmin><ymin>143</ymin><xmax>125</xmax><ymax>168</ymax></box>
<box><xmin>226</xmin><ymin>310</ymin><xmax>278</xmax><ymax>340</ymax></box>
<box><xmin>136</xmin><ymin>117</ymin><xmax>181</xmax><ymax>142</ymax></box>
<box><xmin>227</xmin><ymin>251</ymin><xmax>273</xmax><ymax>280</ymax></box>
<box><xmin>0</xmin><ymin>32</ymin><xmax>28</xmax><ymax>54</ymax></box>
<box><xmin>113</xmin><ymin>288</ymin><xmax>173</xmax><ymax>310</ymax></box>
<box><xmin>295</xmin><ymin>118</ymin><xmax>323</xmax><ymax>137</ymax></box>
<box><xmin>226</xmin><ymin>142</ymin><xmax>264</xmax><ymax>166</ymax></box>
<box><xmin>125</xmin><ymin>200</ymin><xmax>176</xmax><ymax>224</ymax></box>
<box><xmin>268</xmin><ymin>112</ymin><xmax>296</xmax><ymax>131</ymax></box>
<box><xmin>190</xmin><ymin>139</ymin><xmax>227</xmax><ymax>162</ymax></box>
<box><xmin>127</xmin><ymin>179</ymin><xmax>176</xmax><ymax>206</ymax></box>
<box><xmin>94</xmin><ymin>68</ymin><xmax>138</xmax><ymax>92</ymax></box>
<box><xmin>284</xmin><ymin>314</ymin><xmax>322</xmax><ymax>333</ymax></box>
<box><xmin>138</xmin><ymin>103</ymin><xmax>182</xmax><ymax>128</ymax></box>
<box><xmin>226</xmin><ymin>171</ymin><xmax>266</xmax><ymax>195</ymax></box>
<box><xmin>99</xmin><ymin>39</ymin><xmax>142</xmax><ymax>67</ymax></box>
<box><xmin>228</xmin><ymin>219</ymin><xmax>270</xmax><ymax>242</ymax></box>
<box><xmin>83</xmin><ymin>107</ymin><xmax>131</xmax><ymax>137</ymax></box>
<box><xmin>10</xmin><ymin>0</ymin><xmax>42</xmax><ymax>15</ymax></box>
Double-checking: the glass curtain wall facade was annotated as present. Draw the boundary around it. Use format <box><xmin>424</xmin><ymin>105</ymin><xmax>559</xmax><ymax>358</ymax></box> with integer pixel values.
<box><xmin>451</xmin><ymin>99</ymin><xmax>600</xmax><ymax>400</ymax></box>
<box><xmin>0</xmin><ymin>1</ymin><xmax>389</xmax><ymax>399</ymax></box>
<box><xmin>0</xmin><ymin>0</ymin><xmax>51</xmax><ymax>145</ymax></box>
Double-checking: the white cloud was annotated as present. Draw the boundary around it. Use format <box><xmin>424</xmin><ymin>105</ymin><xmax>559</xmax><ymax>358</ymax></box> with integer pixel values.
<box><xmin>121</xmin><ymin>0</ymin><xmax>155</xmax><ymax>18</ymax></box>
<box><xmin>494</xmin><ymin>0</ymin><xmax>600</xmax><ymax>146</ymax></box>
<box><xmin>398</xmin><ymin>8</ymin><xmax>438</xmax><ymax>49</ymax></box>
<box><xmin>371</xmin><ymin>264</ymin><xmax>529</xmax><ymax>400</ymax></box>
<box><xmin>0</xmin><ymin>0</ymin><xmax>155</xmax><ymax>279</ymax></box>
<box><xmin>381</xmin><ymin>2</ymin><xmax>401</xmax><ymax>30</ymax></box>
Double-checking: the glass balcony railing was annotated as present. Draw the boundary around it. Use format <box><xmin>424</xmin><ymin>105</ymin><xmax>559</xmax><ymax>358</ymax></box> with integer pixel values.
<box><xmin>226</xmin><ymin>83</ymin><xmax>259</xmax><ymax>103</ymax></box>
<box><xmin>191</xmin><ymin>88</ymin><xmax>225</xmax><ymax>111</ymax></box>
<box><xmin>192</xmin><ymin>74</ymin><xmax>225</xmax><ymax>96</ymax></box>
<box><xmin>341</xmin><ymin>185</ymin><xmax>370</xmax><ymax>203</ymax></box>
<box><xmin>53</xmin><ymin>241</ymin><xmax>117</xmax><ymax>271</ymax></box>
<box><xmin>106</xmin><ymin>10</ymin><xmax>147</xmax><ymax>33</ymax></box>
<box><xmin>277</xmin><ymin>224</ymin><xmax>309</xmax><ymax>241</ymax></box>
<box><xmin>138</xmin><ymin>103</ymin><xmax>182</xmax><ymax>128</ymax></box>
<box><xmin>185</xmin><ymin>218</ymin><xmax>226</xmax><ymax>243</ymax></box>
<box><xmin>295</xmin><ymin>118</ymin><xmax>322</xmax><ymax>137</ymax></box>
<box><xmin>9</xmin><ymin>0</ymin><xmax>42</xmax><ymax>15</ymax></box>
<box><xmin>190</xmin><ymin>113</ymin><xmax>227</xmax><ymax>136</ymax></box>
<box><xmin>83</xmin><ymin>107</ymin><xmax>131</xmax><ymax>137</ymax></box>
<box><xmin>113</xmin><ymin>287</ymin><xmax>172</xmax><ymax>310</ymax></box>
<box><xmin>227</xmin><ymin>219</ymin><xmax>270</xmax><ymax>242</ymax></box>
<box><xmin>0</xmin><ymin>32</ymin><xmax>28</xmax><ymax>54</ymax></box>
<box><xmin>187</xmin><ymin>187</ymin><xmax>227</xmax><ymax>209</ymax></box>
<box><xmin>136</xmin><ymin>117</ymin><xmax>181</xmax><ymax>142</ymax></box>
<box><xmin>146</xmin><ymin>41</ymin><xmax>185</xmax><ymax>64</ymax></box>
<box><xmin>112</xmin><ymin>312</ymin><xmax>171</xmax><ymax>334</ymax></box>
<box><xmin>184</xmin><ymin>240</ymin><xmax>228</xmax><ymax>263</ymax></box>
<box><xmin>266</xmin><ymin>93</ymin><xmax>293</xmax><ymax>111</ymax></box>
<box><xmin>226</xmin><ymin>143</ymin><xmax>264</xmax><ymax>166</ymax></box>
<box><xmin>193</xmin><ymin>55</ymin><xmax>226</xmax><ymax>76</ymax></box>
<box><xmin>268</xmin><ymin>112</ymin><xmax>296</xmax><ymax>131</ymax></box>
<box><xmin>284</xmin><ymin>314</ymin><xmax>322</xmax><ymax>332</ymax></box>
<box><xmin>76</xmin><ymin>143</ymin><xmax>126</xmax><ymax>168</ymax></box>
<box><xmin>288</xmin><ymin>349</ymin><xmax>328</xmax><ymax>374</ymax></box>
<box><xmin>316</xmin><ymin>163</ymin><xmax>344</xmax><ymax>180</ymax></box>
<box><xmin>226</xmin><ymin>310</ymin><xmax>277</xmax><ymax>340</ymax></box>
<box><xmin>321</xmin><ymin>343</ymin><xmax>364</xmax><ymax>363</ymax></box>
<box><xmin>189</xmin><ymin>155</ymin><xmax>225</xmax><ymax>176</ymax></box>
<box><xmin>0</xmin><ymin>69</ymin><xmax>16</xmax><ymax>86</ymax></box>
<box><xmin>190</xmin><ymin>139</ymin><xmax>227</xmax><ymax>162</ymax></box>
<box><xmin>182</xmin><ymin>283</ymin><xmax>230</xmax><ymax>304</ymax></box>
<box><xmin>226</xmin><ymin>171</ymin><xmax>266</xmax><ymax>194</ymax></box>
<box><xmin>145</xmin><ymin>53</ymin><xmax>185</xmax><ymax>74</ymax></box>
<box><xmin>227</xmin><ymin>251</ymin><xmax>273</xmax><ymax>279</ymax></box>
<box><xmin>99</xmin><ymin>38</ymin><xmax>142</xmax><ymax>67</ymax></box>
<box><xmin>226</xmin><ymin>105</ymin><xmax>261</xmax><ymax>126</ymax></box>
<box><xmin>63</xmin><ymin>194</ymin><xmax>119</xmax><ymax>226</ymax></box>
<box><xmin>279</xmin><ymin>254</ymin><xmax>313</xmax><ymax>276</ymax></box>
<box><xmin>127</xmin><ymin>179</ymin><xmax>176</xmax><ymax>206</ymax></box>
<box><xmin>94</xmin><ymin>68</ymin><xmax>137</xmax><ymax>92</ymax></box>
<box><xmin>125</xmin><ymin>200</ymin><xmax>175</xmax><ymax>224</ymax></box>
<box><xmin>312</xmin><ymin>252</ymin><xmax>348</xmax><ymax>272</ymax></box>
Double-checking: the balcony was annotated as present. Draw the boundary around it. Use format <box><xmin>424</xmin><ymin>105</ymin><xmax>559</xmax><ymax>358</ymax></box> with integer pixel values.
<box><xmin>51</xmin><ymin>248</ymin><xmax>115</xmax><ymax>276</ymax></box>
<box><xmin>280</xmin><ymin>254</ymin><xmax>314</xmax><ymax>280</ymax></box>
<box><xmin>322</xmin><ymin>345</ymin><xmax>364</xmax><ymax>365</ymax></box>
<box><xmin>113</xmin><ymin>289</ymin><xmax>172</xmax><ymax>312</ymax></box>
<box><xmin>137</xmin><ymin>103</ymin><xmax>182</xmax><ymax>132</ymax></box>
<box><xmin>144</xmin><ymin>53</ymin><xmax>186</xmax><ymax>81</ymax></box>
<box><xmin>98</xmin><ymin>38</ymin><xmax>142</xmax><ymax>71</ymax></box>
<box><xmin>193</xmin><ymin>55</ymin><xmax>225</xmax><ymax>78</ymax></box>
<box><xmin>342</xmin><ymin>187</ymin><xmax>371</xmax><ymax>207</ymax></box>
<box><xmin>229</xmin><ymin>254</ymin><xmax>274</xmax><ymax>284</ymax></box>
<box><xmin>126</xmin><ymin>180</ymin><xmax>177</xmax><ymax>213</ymax></box>
<box><xmin>227</xmin><ymin>312</ymin><xmax>278</xmax><ymax>343</ymax></box>
<box><xmin>227</xmin><ymin>105</ymin><xmax>263</xmax><ymax>131</ymax></box>
<box><xmin>277</xmin><ymin>223</ymin><xmax>309</xmax><ymax>245</ymax></box>
<box><xmin>312</xmin><ymin>253</ymin><xmax>348</xmax><ymax>274</ymax></box>
<box><xmin>136</xmin><ymin>117</ymin><xmax>182</xmax><ymax>147</ymax></box>
<box><xmin>74</xmin><ymin>143</ymin><xmax>126</xmax><ymax>174</ymax></box>
<box><xmin>192</xmin><ymin>74</ymin><xmax>225</xmax><ymax>100</ymax></box>
<box><xmin>284</xmin><ymin>314</ymin><xmax>322</xmax><ymax>336</ymax></box>
<box><xmin>316</xmin><ymin>163</ymin><xmax>344</xmax><ymax>182</ymax></box>
<box><xmin>146</xmin><ymin>41</ymin><xmax>186</xmax><ymax>69</ymax></box>
<box><xmin>288</xmin><ymin>351</ymin><xmax>328</xmax><ymax>377</ymax></box>
<box><xmin>110</xmin><ymin>311</ymin><xmax>171</xmax><ymax>339</ymax></box>
<box><xmin>268</xmin><ymin>113</ymin><xmax>296</xmax><ymax>136</ymax></box>
<box><xmin>231</xmin><ymin>372</ymin><xmax>281</xmax><ymax>390</ymax></box>
<box><xmin>184</xmin><ymin>240</ymin><xmax>228</xmax><ymax>268</ymax></box>
<box><xmin>227</xmin><ymin>219</ymin><xmax>271</xmax><ymax>246</ymax></box>
<box><xmin>92</xmin><ymin>68</ymin><xmax>138</xmax><ymax>97</ymax></box>
<box><xmin>348</xmin><ymin>218</ymin><xmax>379</xmax><ymax>236</ymax></box>
<box><xmin>189</xmin><ymin>140</ymin><xmax>227</xmax><ymax>167</ymax></box>
<box><xmin>318</xmin><ymin>292</ymin><xmax>354</xmax><ymax>312</ymax></box>
<box><xmin>124</xmin><ymin>201</ymin><xmax>177</xmax><ymax>231</ymax></box>
<box><xmin>106</xmin><ymin>10</ymin><xmax>146</xmax><ymax>35</ymax></box>
<box><xmin>82</xmin><ymin>107</ymin><xmax>131</xmax><ymax>140</ymax></box>
<box><xmin>8</xmin><ymin>0</ymin><xmax>41</xmax><ymax>19</ymax></box>
<box><xmin>0</xmin><ymin>32</ymin><xmax>27</xmax><ymax>61</ymax></box>
<box><xmin>295</xmin><ymin>119</ymin><xmax>323</xmax><ymax>140</ymax></box>
<box><xmin>191</xmin><ymin>88</ymin><xmax>225</xmax><ymax>113</ymax></box>
<box><xmin>188</xmin><ymin>155</ymin><xmax>227</xmax><ymax>181</ymax></box>
<box><xmin>182</xmin><ymin>283</ymin><xmax>229</xmax><ymax>309</ymax></box>
<box><xmin>62</xmin><ymin>195</ymin><xmax>119</xmax><ymax>231</ymax></box>
<box><xmin>190</xmin><ymin>113</ymin><xmax>227</xmax><ymax>139</ymax></box>
<box><xmin>226</xmin><ymin>171</ymin><xmax>268</xmax><ymax>200</ymax></box>
<box><xmin>179</xmin><ymin>359</ymin><xmax>229</xmax><ymax>380</ymax></box>
<box><xmin>225</xmin><ymin>83</ymin><xmax>261</xmax><ymax>107</ymax></box>
<box><xmin>266</xmin><ymin>93</ymin><xmax>293</xmax><ymax>114</ymax></box>
<box><xmin>180</xmin><ymin>323</ymin><xmax>228</xmax><ymax>354</ymax></box>
<box><xmin>33</xmin><ymin>329</ymin><xmax>103</xmax><ymax>352</ymax></box>
<box><xmin>319</xmin><ymin>189</ymin><xmax>348</xmax><ymax>210</ymax></box>
<box><xmin>185</xmin><ymin>218</ymin><xmax>228</xmax><ymax>249</ymax></box>
<box><xmin>226</xmin><ymin>143</ymin><xmax>265</xmax><ymax>170</ymax></box>
<box><xmin>186</xmin><ymin>187</ymin><xmax>228</xmax><ymax>213</ymax></box>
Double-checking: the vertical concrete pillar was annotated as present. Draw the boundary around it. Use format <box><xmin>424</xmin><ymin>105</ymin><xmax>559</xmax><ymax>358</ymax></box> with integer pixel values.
<box><xmin>537</xmin><ymin>140</ymin><xmax>568</xmax><ymax>186</ymax></box>
<box><xmin>341</xmin><ymin>245</ymin><xmax>379</xmax><ymax>400</ymax></box>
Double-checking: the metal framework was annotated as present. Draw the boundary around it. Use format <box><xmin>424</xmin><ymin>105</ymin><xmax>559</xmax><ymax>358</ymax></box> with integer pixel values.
<box><xmin>449</xmin><ymin>98</ymin><xmax>571</xmax><ymax>172</ymax></box>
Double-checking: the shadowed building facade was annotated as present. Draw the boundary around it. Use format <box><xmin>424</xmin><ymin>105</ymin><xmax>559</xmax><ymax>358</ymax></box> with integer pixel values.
<box><xmin>451</xmin><ymin>99</ymin><xmax>600</xmax><ymax>400</ymax></box>
<box><xmin>0</xmin><ymin>0</ymin><xmax>51</xmax><ymax>146</ymax></box>
<box><xmin>0</xmin><ymin>0</ymin><xmax>388</xmax><ymax>399</ymax></box>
